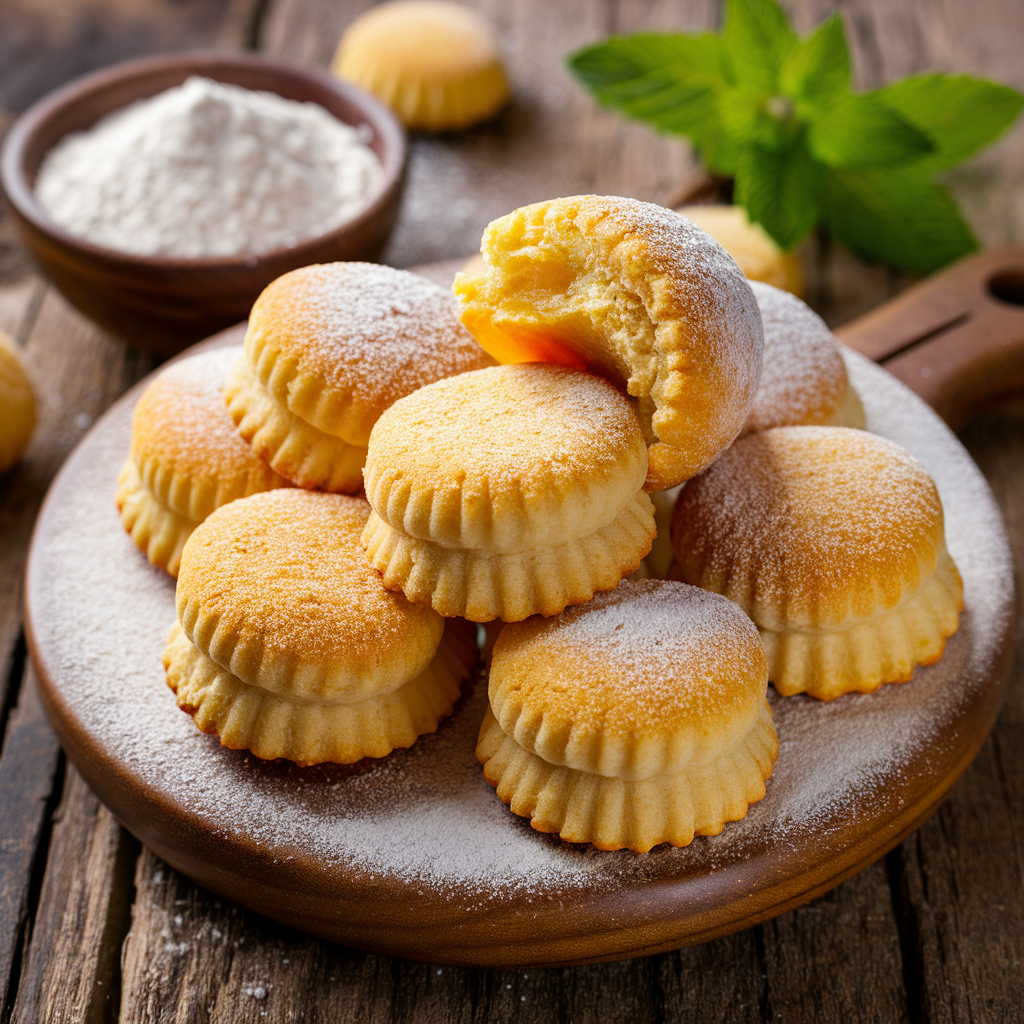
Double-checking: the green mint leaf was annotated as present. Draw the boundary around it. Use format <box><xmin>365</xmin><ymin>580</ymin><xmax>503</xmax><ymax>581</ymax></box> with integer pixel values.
<box><xmin>718</xmin><ymin>89</ymin><xmax>788</xmax><ymax>152</ymax></box>
<box><xmin>567</xmin><ymin>34</ymin><xmax>728</xmax><ymax>140</ymax></box>
<box><xmin>806</xmin><ymin>93</ymin><xmax>933</xmax><ymax>168</ymax></box>
<box><xmin>821</xmin><ymin>167</ymin><xmax>977</xmax><ymax>273</ymax></box>
<box><xmin>570</xmin><ymin>10</ymin><xmax>1017</xmax><ymax>276</ymax></box>
<box><xmin>872</xmin><ymin>73</ymin><xmax>1024</xmax><ymax>170</ymax></box>
<box><xmin>569</xmin><ymin>32</ymin><xmax>728</xmax><ymax>86</ymax></box>
<box><xmin>567</xmin><ymin>34</ymin><xmax>743</xmax><ymax>173</ymax></box>
<box><xmin>779</xmin><ymin>14</ymin><xmax>849</xmax><ymax>109</ymax></box>
<box><xmin>734</xmin><ymin>141</ymin><xmax>820</xmax><ymax>250</ymax></box>
<box><xmin>688</xmin><ymin>115</ymin><xmax>744</xmax><ymax>177</ymax></box>
<box><xmin>723</xmin><ymin>0</ymin><xmax>798</xmax><ymax>94</ymax></box>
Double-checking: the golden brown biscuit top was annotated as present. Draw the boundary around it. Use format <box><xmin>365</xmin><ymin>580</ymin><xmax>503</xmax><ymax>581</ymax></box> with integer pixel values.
<box><xmin>490</xmin><ymin>580</ymin><xmax>767</xmax><ymax>779</ymax></box>
<box><xmin>671</xmin><ymin>426</ymin><xmax>946</xmax><ymax>627</ymax></box>
<box><xmin>363</xmin><ymin>363</ymin><xmax>649</xmax><ymax>550</ymax></box>
<box><xmin>337</xmin><ymin>1</ymin><xmax>501</xmax><ymax>80</ymax></box>
<box><xmin>177</xmin><ymin>490</ymin><xmax>445</xmax><ymax>700</ymax></box>
<box><xmin>453</xmin><ymin>195</ymin><xmax>764</xmax><ymax>491</ymax></box>
<box><xmin>131</xmin><ymin>348</ymin><xmax>286</xmax><ymax>519</ymax></box>
<box><xmin>245</xmin><ymin>262</ymin><xmax>494</xmax><ymax>446</ymax></box>
<box><xmin>743</xmin><ymin>282</ymin><xmax>848</xmax><ymax>433</ymax></box>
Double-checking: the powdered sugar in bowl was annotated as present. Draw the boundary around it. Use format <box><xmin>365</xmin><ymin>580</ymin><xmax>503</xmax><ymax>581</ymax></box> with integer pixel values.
<box><xmin>1</xmin><ymin>52</ymin><xmax>407</xmax><ymax>357</ymax></box>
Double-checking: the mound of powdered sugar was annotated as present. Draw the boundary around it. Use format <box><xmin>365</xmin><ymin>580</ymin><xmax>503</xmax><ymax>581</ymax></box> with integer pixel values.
<box><xmin>35</xmin><ymin>76</ymin><xmax>382</xmax><ymax>258</ymax></box>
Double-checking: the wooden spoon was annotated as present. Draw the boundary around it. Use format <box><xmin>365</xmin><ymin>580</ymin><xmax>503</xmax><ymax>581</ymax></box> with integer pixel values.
<box><xmin>836</xmin><ymin>248</ymin><xmax>1024</xmax><ymax>428</ymax></box>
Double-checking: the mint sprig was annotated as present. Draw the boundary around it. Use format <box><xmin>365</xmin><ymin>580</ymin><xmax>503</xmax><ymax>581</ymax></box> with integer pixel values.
<box><xmin>568</xmin><ymin>0</ymin><xmax>1023</xmax><ymax>273</ymax></box>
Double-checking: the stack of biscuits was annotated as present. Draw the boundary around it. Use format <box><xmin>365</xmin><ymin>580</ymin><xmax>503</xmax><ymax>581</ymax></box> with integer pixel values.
<box><xmin>118</xmin><ymin>196</ymin><xmax>964</xmax><ymax>854</ymax></box>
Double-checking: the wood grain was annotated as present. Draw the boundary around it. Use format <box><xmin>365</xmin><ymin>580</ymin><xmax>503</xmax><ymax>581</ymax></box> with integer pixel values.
<box><xmin>10</xmin><ymin>767</ymin><xmax>138</xmax><ymax>1024</ymax></box>
<box><xmin>112</xmin><ymin>860</ymin><xmax>909</xmax><ymax>1024</ymax></box>
<box><xmin>0</xmin><ymin>279</ymin><xmax>43</xmax><ymax>731</ymax></box>
<box><xmin>0</xmin><ymin>291</ymin><xmax>152</xmax><ymax>1019</ymax></box>
<box><xmin>836</xmin><ymin>249</ymin><xmax>1024</xmax><ymax>428</ymax></box>
<box><xmin>0</xmin><ymin>671</ymin><xmax>62</xmax><ymax>1018</ymax></box>
<box><xmin>0</xmin><ymin>0</ymin><xmax>253</xmax><ymax>120</ymax></box>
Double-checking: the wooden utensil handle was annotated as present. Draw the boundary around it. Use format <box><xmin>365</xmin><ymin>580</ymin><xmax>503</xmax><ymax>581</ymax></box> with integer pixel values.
<box><xmin>836</xmin><ymin>248</ymin><xmax>1024</xmax><ymax>428</ymax></box>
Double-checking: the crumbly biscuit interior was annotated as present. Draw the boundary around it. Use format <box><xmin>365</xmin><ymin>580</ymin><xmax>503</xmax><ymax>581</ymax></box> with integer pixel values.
<box><xmin>457</xmin><ymin>210</ymin><xmax>661</xmax><ymax>445</ymax></box>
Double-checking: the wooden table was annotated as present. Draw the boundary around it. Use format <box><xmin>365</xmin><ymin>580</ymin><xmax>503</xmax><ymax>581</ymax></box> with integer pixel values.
<box><xmin>1</xmin><ymin>1</ymin><xmax>1022</xmax><ymax>1020</ymax></box>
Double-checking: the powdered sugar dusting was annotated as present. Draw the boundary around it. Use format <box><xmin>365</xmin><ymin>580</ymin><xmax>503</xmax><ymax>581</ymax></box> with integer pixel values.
<box><xmin>369</xmin><ymin>363</ymin><xmax>647</xmax><ymax>499</ymax></box>
<box><xmin>673</xmin><ymin>425</ymin><xmax>944</xmax><ymax>620</ymax></box>
<box><xmin>178</xmin><ymin>490</ymin><xmax>441</xmax><ymax>683</ymax></box>
<box><xmin>133</xmin><ymin>347</ymin><xmax>283</xmax><ymax>489</ymax></box>
<box><xmin>744</xmin><ymin>281</ymin><xmax>846</xmax><ymax>433</ymax></box>
<box><xmin>494</xmin><ymin>580</ymin><xmax>765</xmax><ymax>735</ymax></box>
<box><xmin>253</xmin><ymin>263</ymin><xmax>493</xmax><ymax>430</ymax></box>
<box><xmin>25</xmin><ymin>350</ymin><xmax>1013</xmax><ymax>919</ymax></box>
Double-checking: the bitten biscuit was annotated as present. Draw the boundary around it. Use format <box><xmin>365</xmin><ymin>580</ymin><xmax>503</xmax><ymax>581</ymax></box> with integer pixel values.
<box><xmin>453</xmin><ymin>196</ymin><xmax>764</xmax><ymax>490</ymax></box>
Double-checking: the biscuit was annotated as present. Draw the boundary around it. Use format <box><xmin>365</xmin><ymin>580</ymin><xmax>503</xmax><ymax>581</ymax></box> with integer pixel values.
<box><xmin>361</xmin><ymin>363</ymin><xmax>656</xmax><ymax>621</ymax></box>
<box><xmin>477</xmin><ymin>580</ymin><xmax>777</xmax><ymax>852</ymax></box>
<box><xmin>669</xmin><ymin>426</ymin><xmax>963</xmax><ymax>700</ymax></box>
<box><xmin>229</xmin><ymin>262</ymin><xmax>494</xmax><ymax>491</ymax></box>
<box><xmin>224</xmin><ymin>355</ymin><xmax>366</xmax><ymax>493</ymax></box>
<box><xmin>453</xmin><ymin>196</ymin><xmax>764</xmax><ymax>490</ymax></box>
<box><xmin>168</xmin><ymin>489</ymin><xmax>477</xmax><ymax>764</ymax></box>
<box><xmin>117</xmin><ymin>347</ymin><xmax>288</xmax><ymax>577</ymax></box>
<box><xmin>676</xmin><ymin>204</ymin><xmax>803</xmax><ymax>296</ymax></box>
<box><xmin>744</xmin><ymin>282</ymin><xmax>864</xmax><ymax>434</ymax></box>
<box><xmin>0</xmin><ymin>330</ymin><xmax>35</xmax><ymax>473</ymax></box>
<box><xmin>332</xmin><ymin>0</ymin><xmax>510</xmax><ymax>132</ymax></box>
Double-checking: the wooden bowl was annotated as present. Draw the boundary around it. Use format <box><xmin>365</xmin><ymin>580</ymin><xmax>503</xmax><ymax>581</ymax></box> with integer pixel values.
<box><xmin>0</xmin><ymin>51</ymin><xmax>408</xmax><ymax>358</ymax></box>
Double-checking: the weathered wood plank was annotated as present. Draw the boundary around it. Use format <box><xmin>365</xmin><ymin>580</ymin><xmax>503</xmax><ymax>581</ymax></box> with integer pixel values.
<box><xmin>0</xmin><ymin>670</ymin><xmax>62</xmax><ymax>1019</ymax></box>
<box><xmin>0</xmin><ymin>291</ymin><xmax>154</xmax><ymax>749</ymax></box>
<box><xmin>0</xmin><ymin>290</ymin><xmax>155</xmax><ymax>1018</ymax></box>
<box><xmin>119</xmin><ymin>846</ymin><xmax>746</xmax><ymax>1024</ymax></box>
<box><xmin>117</xmin><ymin>851</ymin><xmax>910</xmax><ymax>1024</ymax></box>
<box><xmin>0</xmin><ymin>0</ymin><xmax>254</xmax><ymax>121</ymax></box>
<box><xmin>759</xmin><ymin>862</ymin><xmax>909</xmax><ymax>1022</ymax></box>
<box><xmin>10</xmin><ymin>767</ymin><xmax>138</xmax><ymax>1024</ymax></box>
<box><xmin>0</xmin><ymin>279</ymin><xmax>44</xmax><ymax>736</ymax></box>
<box><xmin>0</xmin><ymin>278</ymin><xmax>43</xmax><ymax>343</ymax></box>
